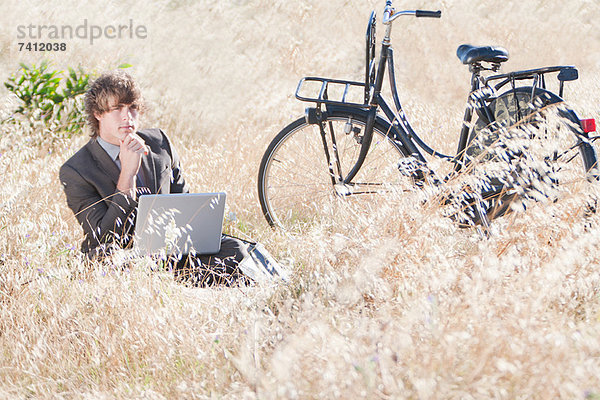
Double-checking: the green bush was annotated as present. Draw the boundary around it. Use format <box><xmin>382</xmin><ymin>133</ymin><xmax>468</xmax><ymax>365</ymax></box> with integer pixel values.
<box><xmin>3</xmin><ymin>61</ymin><xmax>90</xmax><ymax>138</ymax></box>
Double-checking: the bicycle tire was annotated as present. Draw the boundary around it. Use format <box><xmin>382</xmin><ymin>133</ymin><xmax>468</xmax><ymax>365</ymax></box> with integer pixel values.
<box><xmin>467</xmin><ymin>86</ymin><xmax>598</xmax><ymax>220</ymax></box>
<box><xmin>258</xmin><ymin>109</ymin><xmax>409</xmax><ymax>229</ymax></box>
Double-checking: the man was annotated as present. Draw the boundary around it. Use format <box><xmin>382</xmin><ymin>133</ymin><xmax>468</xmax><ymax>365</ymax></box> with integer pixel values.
<box><xmin>59</xmin><ymin>70</ymin><xmax>247</xmax><ymax>286</ymax></box>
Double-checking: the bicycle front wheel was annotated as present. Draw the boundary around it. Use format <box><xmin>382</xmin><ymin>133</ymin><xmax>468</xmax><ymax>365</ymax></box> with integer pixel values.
<box><xmin>258</xmin><ymin>110</ymin><xmax>409</xmax><ymax>229</ymax></box>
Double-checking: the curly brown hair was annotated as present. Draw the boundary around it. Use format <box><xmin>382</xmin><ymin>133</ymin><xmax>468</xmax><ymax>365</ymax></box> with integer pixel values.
<box><xmin>84</xmin><ymin>70</ymin><xmax>144</xmax><ymax>138</ymax></box>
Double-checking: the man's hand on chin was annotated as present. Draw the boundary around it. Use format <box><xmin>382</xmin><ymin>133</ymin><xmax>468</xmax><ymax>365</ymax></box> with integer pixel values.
<box><xmin>116</xmin><ymin>133</ymin><xmax>148</xmax><ymax>197</ymax></box>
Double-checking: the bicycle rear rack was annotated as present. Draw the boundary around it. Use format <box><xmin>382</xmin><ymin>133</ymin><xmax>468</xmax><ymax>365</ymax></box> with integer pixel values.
<box><xmin>486</xmin><ymin>65</ymin><xmax>578</xmax><ymax>98</ymax></box>
<box><xmin>295</xmin><ymin>77</ymin><xmax>370</xmax><ymax>108</ymax></box>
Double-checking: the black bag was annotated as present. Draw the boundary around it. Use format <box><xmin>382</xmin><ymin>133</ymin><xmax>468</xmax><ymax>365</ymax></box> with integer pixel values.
<box><xmin>238</xmin><ymin>241</ymin><xmax>290</xmax><ymax>283</ymax></box>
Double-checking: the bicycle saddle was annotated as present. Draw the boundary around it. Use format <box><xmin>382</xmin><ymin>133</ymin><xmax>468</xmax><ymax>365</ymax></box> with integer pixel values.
<box><xmin>456</xmin><ymin>44</ymin><xmax>509</xmax><ymax>65</ymax></box>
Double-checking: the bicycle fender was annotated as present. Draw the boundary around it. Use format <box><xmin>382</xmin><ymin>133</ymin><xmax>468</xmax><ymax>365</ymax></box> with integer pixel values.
<box><xmin>309</xmin><ymin>104</ymin><xmax>407</xmax><ymax>141</ymax></box>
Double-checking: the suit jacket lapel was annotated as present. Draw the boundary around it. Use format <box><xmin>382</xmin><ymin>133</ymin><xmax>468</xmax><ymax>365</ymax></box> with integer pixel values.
<box><xmin>149</xmin><ymin>151</ymin><xmax>171</xmax><ymax>194</ymax></box>
<box><xmin>86</xmin><ymin>139</ymin><xmax>120</xmax><ymax>186</ymax></box>
<box><xmin>140</xmin><ymin>152</ymin><xmax>158</xmax><ymax>194</ymax></box>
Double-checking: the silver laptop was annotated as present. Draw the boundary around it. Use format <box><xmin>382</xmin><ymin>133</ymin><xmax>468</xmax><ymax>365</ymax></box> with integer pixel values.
<box><xmin>134</xmin><ymin>192</ymin><xmax>226</xmax><ymax>256</ymax></box>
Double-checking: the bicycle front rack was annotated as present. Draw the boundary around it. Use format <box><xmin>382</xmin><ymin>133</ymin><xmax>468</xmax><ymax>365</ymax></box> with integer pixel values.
<box><xmin>295</xmin><ymin>76</ymin><xmax>370</xmax><ymax>108</ymax></box>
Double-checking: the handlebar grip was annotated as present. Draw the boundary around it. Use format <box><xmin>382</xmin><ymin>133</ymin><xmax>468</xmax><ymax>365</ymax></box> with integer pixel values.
<box><xmin>415</xmin><ymin>10</ymin><xmax>441</xmax><ymax>18</ymax></box>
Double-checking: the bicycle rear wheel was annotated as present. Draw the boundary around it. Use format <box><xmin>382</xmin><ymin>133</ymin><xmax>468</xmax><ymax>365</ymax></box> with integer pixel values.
<box><xmin>258</xmin><ymin>109</ymin><xmax>409</xmax><ymax>229</ymax></box>
<box><xmin>467</xmin><ymin>87</ymin><xmax>598</xmax><ymax>220</ymax></box>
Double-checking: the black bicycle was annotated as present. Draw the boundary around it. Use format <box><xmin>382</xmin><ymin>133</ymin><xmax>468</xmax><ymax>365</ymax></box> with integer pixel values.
<box><xmin>258</xmin><ymin>0</ymin><xmax>598</xmax><ymax>230</ymax></box>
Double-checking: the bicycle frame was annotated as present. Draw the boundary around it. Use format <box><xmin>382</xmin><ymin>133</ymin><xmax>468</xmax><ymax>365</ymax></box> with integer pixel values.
<box><xmin>294</xmin><ymin>9</ymin><xmax>586</xmax><ymax>188</ymax></box>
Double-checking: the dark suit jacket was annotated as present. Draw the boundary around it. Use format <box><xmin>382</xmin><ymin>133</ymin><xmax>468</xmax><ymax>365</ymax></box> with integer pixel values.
<box><xmin>59</xmin><ymin>128</ymin><xmax>189</xmax><ymax>256</ymax></box>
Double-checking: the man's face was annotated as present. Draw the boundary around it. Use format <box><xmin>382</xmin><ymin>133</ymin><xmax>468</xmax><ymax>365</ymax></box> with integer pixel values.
<box><xmin>95</xmin><ymin>96</ymin><xmax>139</xmax><ymax>145</ymax></box>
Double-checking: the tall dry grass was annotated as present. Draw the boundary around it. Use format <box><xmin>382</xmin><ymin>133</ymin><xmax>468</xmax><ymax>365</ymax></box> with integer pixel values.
<box><xmin>1</xmin><ymin>0</ymin><xmax>600</xmax><ymax>398</ymax></box>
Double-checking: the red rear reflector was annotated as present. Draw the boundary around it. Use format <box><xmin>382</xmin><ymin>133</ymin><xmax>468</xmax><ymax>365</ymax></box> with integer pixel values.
<box><xmin>581</xmin><ymin>118</ymin><xmax>596</xmax><ymax>133</ymax></box>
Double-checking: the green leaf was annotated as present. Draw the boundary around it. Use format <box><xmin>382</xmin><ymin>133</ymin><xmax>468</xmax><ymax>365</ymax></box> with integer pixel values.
<box><xmin>3</xmin><ymin>62</ymin><xmax>91</xmax><ymax>139</ymax></box>
<box><xmin>118</xmin><ymin>63</ymin><xmax>132</xmax><ymax>69</ymax></box>
<box><xmin>31</xmin><ymin>82</ymin><xmax>43</xmax><ymax>94</ymax></box>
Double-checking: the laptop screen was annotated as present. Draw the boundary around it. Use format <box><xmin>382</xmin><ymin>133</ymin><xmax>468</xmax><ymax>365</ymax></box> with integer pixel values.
<box><xmin>134</xmin><ymin>192</ymin><xmax>226</xmax><ymax>256</ymax></box>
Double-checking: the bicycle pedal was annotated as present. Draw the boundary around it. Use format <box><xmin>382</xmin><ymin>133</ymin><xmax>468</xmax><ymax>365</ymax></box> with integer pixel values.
<box><xmin>397</xmin><ymin>158</ymin><xmax>439</xmax><ymax>186</ymax></box>
<box><xmin>334</xmin><ymin>183</ymin><xmax>352</xmax><ymax>196</ymax></box>
<box><xmin>397</xmin><ymin>157</ymin><xmax>420</xmax><ymax>176</ymax></box>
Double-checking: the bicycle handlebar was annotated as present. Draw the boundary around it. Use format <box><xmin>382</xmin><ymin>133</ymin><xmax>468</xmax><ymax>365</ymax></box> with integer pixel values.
<box><xmin>416</xmin><ymin>10</ymin><xmax>441</xmax><ymax>18</ymax></box>
<box><xmin>383</xmin><ymin>2</ymin><xmax>441</xmax><ymax>24</ymax></box>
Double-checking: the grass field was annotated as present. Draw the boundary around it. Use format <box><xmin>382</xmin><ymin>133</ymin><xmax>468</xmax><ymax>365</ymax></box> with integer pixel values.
<box><xmin>1</xmin><ymin>0</ymin><xmax>600</xmax><ymax>398</ymax></box>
